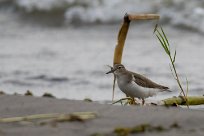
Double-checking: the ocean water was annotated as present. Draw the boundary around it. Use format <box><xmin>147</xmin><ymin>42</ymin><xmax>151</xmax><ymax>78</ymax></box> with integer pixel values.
<box><xmin>2</xmin><ymin>0</ymin><xmax>204</xmax><ymax>32</ymax></box>
<box><xmin>0</xmin><ymin>0</ymin><xmax>204</xmax><ymax>102</ymax></box>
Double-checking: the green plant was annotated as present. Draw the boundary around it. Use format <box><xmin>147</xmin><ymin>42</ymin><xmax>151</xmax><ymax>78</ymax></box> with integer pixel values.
<box><xmin>154</xmin><ymin>25</ymin><xmax>189</xmax><ymax>108</ymax></box>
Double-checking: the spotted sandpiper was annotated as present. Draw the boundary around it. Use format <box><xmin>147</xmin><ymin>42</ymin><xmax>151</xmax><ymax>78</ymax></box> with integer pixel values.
<box><xmin>106</xmin><ymin>64</ymin><xmax>170</xmax><ymax>104</ymax></box>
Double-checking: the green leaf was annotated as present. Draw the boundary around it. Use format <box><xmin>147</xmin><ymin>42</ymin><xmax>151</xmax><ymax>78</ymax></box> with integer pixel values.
<box><xmin>156</xmin><ymin>29</ymin><xmax>170</xmax><ymax>55</ymax></box>
<box><xmin>169</xmin><ymin>64</ymin><xmax>176</xmax><ymax>80</ymax></box>
<box><xmin>156</xmin><ymin>34</ymin><xmax>170</xmax><ymax>55</ymax></box>
<box><xmin>161</xmin><ymin>27</ymin><xmax>170</xmax><ymax>47</ymax></box>
<box><xmin>153</xmin><ymin>24</ymin><xmax>158</xmax><ymax>34</ymax></box>
<box><xmin>173</xmin><ymin>50</ymin><xmax>176</xmax><ymax>63</ymax></box>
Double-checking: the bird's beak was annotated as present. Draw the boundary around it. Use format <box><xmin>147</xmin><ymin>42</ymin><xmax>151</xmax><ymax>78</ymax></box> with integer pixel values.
<box><xmin>106</xmin><ymin>65</ymin><xmax>115</xmax><ymax>74</ymax></box>
<box><xmin>106</xmin><ymin>69</ymin><xmax>115</xmax><ymax>74</ymax></box>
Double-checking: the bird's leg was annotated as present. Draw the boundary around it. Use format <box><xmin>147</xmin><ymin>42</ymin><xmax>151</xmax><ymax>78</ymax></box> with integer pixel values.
<box><xmin>142</xmin><ymin>98</ymin><xmax>145</xmax><ymax>105</ymax></box>
<box><xmin>130</xmin><ymin>97</ymin><xmax>137</xmax><ymax>105</ymax></box>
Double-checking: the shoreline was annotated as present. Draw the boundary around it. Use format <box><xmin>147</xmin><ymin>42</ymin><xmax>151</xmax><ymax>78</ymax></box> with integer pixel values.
<box><xmin>0</xmin><ymin>94</ymin><xmax>204</xmax><ymax>136</ymax></box>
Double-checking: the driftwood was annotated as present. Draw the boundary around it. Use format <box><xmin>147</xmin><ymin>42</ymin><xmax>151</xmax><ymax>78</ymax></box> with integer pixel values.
<box><xmin>112</xmin><ymin>96</ymin><xmax>204</xmax><ymax>106</ymax></box>
<box><xmin>113</xmin><ymin>13</ymin><xmax>159</xmax><ymax>65</ymax></box>
<box><xmin>160</xmin><ymin>96</ymin><xmax>204</xmax><ymax>106</ymax></box>
<box><xmin>0</xmin><ymin>112</ymin><xmax>97</xmax><ymax>123</ymax></box>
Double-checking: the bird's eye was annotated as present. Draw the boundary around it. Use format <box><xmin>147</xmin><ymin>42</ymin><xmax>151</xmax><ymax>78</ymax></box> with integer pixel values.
<box><xmin>118</xmin><ymin>66</ymin><xmax>122</xmax><ymax>69</ymax></box>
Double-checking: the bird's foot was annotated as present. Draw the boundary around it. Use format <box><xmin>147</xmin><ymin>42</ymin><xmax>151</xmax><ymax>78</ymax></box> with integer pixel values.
<box><xmin>127</xmin><ymin>97</ymin><xmax>139</xmax><ymax>105</ymax></box>
<box><xmin>112</xmin><ymin>97</ymin><xmax>139</xmax><ymax>105</ymax></box>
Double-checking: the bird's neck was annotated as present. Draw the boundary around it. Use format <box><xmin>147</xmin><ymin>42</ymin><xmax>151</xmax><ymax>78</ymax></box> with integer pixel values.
<box><xmin>116</xmin><ymin>71</ymin><xmax>132</xmax><ymax>83</ymax></box>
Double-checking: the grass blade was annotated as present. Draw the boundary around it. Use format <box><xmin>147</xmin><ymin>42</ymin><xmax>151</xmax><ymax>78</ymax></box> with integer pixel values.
<box><xmin>173</xmin><ymin>50</ymin><xmax>176</xmax><ymax>63</ymax></box>
<box><xmin>156</xmin><ymin>30</ymin><xmax>170</xmax><ymax>55</ymax></box>
<box><xmin>161</xmin><ymin>27</ymin><xmax>170</xmax><ymax>47</ymax></box>
<box><xmin>169</xmin><ymin>64</ymin><xmax>176</xmax><ymax>80</ymax></box>
<box><xmin>156</xmin><ymin>34</ymin><xmax>169</xmax><ymax>55</ymax></box>
<box><xmin>153</xmin><ymin>24</ymin><xmax>158</xmax><ymax>33</ymax></box>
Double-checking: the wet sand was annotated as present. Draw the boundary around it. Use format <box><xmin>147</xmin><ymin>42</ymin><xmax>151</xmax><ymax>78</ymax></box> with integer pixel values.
<box><xmin>0</xmin><ymin>94</ymin><xmax>204</xmax><ymax>136</ymax></box>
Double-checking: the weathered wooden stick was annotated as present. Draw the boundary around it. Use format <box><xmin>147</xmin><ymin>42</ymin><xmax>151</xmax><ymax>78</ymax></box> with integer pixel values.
<box><xmin>161</xmin><ymin>96</ymin><xmax>204</xmax><ymax>106</ymax></box>
<box><xmin>113</xmin><ymin>13</ymin><xmax>160</xmax><ymax>65</ymax></box>
<box><xmin>112</xmin><ymin>96</ymin><xmax>204</xmax><ymax>106</ymax></box>
<box><xmin>128</xmin><ymin>14</ymin><xmax>160</xmax><ymax>20</ymax></box>
<box><xmin>0</xmin><ymin>113</ymin><xmax>59</xmax><ymax>123</ymax></box>
<box><xmin>0</xmin><ymin>112</ymin><xmax>97</xmax><ymax>123</ymax></box>
<box><xmin>113</xmin><ymin>14</ymin><xmax>130</xmax><ymax>65</ymax></box>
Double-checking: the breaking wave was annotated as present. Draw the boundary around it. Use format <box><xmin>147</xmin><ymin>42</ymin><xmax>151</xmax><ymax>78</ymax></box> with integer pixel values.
<box><xmin>1</xmin><ymin>0</ymin><xmax>204</xmax><ymax>32</ymax></box>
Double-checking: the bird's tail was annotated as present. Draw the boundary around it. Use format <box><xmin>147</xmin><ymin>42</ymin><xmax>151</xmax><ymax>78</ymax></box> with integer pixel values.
<box><xmin>158</xmin><ymin>85</ymin><xmax>171</xmax><ymax>92</ymax></box>
<box><xmin>159</xmin><ymin>88</ymin><xmax>172</xmax><ymax>92</ymax></box>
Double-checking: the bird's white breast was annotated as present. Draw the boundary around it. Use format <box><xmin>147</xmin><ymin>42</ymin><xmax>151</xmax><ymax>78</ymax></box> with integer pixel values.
<box><xmin>117</xmin><ymin>79</ymin><xmax>157</xmax><ymax>99</ymax></box>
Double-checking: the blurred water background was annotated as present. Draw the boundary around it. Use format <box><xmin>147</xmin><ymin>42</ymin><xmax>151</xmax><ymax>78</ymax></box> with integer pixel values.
<box><xmin>0</xmin><ymin>0</ymin><xmax>204</xmax><ymax>101</ymax></box>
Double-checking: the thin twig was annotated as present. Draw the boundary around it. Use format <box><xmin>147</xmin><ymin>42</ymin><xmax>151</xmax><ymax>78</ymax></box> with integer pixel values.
<box><xmin>112</xmin><ymin>97</ymin><xmax>133</xmax><ymax>105</ymax></box>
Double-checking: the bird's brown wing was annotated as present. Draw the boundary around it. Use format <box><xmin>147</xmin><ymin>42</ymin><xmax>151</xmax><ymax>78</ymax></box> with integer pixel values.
<box><xmin>129</xmin><ymin>71</ymin><xmax>169</xmax><ymax>90</ymax></box>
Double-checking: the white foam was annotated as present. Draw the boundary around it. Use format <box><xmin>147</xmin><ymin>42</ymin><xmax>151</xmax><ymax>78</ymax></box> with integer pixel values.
<box><xmin>13</xmin><ymin>0</ymin><xmax>204</xmax><ymax>33</ymax></box>
<box><xmin>16</xmin><ymin>0</ymin><xmax>74</xmax><ymax>11</ymax></box>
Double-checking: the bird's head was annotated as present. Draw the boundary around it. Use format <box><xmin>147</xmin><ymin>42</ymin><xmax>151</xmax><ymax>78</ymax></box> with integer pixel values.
<box><xmin>106</xmin><ymin>64</ymin><xmax>126</xmax><ymax>75</ymax></box>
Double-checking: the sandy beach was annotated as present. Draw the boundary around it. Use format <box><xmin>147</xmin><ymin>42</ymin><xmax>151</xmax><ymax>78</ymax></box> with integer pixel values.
<box><xmin>0</xmin><ymin>94</ymin><xmax>204</xmax><ymax>136</ymax></box>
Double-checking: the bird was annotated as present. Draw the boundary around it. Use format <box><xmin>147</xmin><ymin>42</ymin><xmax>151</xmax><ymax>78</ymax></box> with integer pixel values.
<box><xmin>106</xmin><ymin>64</ymin><xmax>170</xmax><ymax>105</ymax></box>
